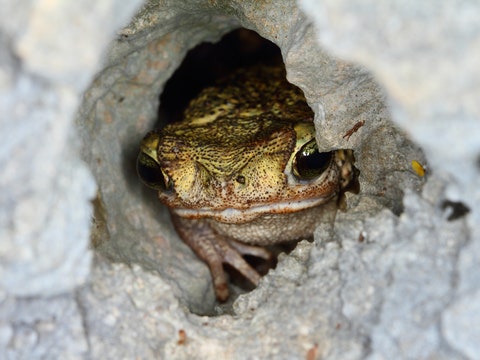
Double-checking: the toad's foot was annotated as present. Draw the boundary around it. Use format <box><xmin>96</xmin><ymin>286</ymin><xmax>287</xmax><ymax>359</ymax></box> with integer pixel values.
<box><xmin>172</xmin><ymin>214</ymin><xmax>267</xmax><ymax>302</ymax></box>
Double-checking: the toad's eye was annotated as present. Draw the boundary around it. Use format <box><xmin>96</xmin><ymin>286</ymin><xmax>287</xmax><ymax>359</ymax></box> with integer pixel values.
<box><xmin>137</xmin><ymin>152</ymin><xmax>171</xmax><ymax>191</ymax></box>
<box><xmin>293</xmin><ymin>139</ymin><xmax>332</xmax><ymax>181</ymax></box>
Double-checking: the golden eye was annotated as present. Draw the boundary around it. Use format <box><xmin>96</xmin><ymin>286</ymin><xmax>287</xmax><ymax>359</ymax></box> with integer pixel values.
<box><xmin>136</xmin><ymin>152</ymin><xmax>171</xmax><ymax>191</ymax></box>
<box><xmin>293</xmin><ymin>139</ymin><xmax>332</xmax><ymax>181</ymax></box>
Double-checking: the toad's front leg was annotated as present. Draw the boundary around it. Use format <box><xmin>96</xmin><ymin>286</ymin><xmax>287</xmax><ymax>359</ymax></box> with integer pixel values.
<box><xmin>171</xmin><ymin>214</ymin><xmax>269</xmax><ymax>301</ymax></box>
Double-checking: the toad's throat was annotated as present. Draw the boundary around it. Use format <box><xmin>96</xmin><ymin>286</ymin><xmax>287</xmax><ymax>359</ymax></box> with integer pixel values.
<box><xmin>171</xmin><ymin>194</ymin><xmax>337</xmax><ymax>223</ymax></box>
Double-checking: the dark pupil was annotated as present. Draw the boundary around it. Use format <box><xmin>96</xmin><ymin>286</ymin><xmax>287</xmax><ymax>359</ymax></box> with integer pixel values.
<box><xmin>295</xmin><ymin>140</ymin><xmax>332</xmax><ymax>180</ymax></box>
<box><xmin>137</xmin><ymin>153</ymin><xmax>165</xmax><ymax>190</ymax></box>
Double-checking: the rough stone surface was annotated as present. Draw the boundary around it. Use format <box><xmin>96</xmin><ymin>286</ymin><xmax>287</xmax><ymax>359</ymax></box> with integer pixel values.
<box><xmin>0</xmin><ymin>293</ymin><xmax>88</xmax><ymax>359</ymax></box>
<box><xmin>1</xmin><ymin>0</ymin><xmax>478</xmax><ymax>359</ymax></box>
<box><xmin>80</xmin><ymin>0</ymin><xmax>424</xmax><ymax>314</ymax></box>
<box><xmin>0</xmin><ymin>0</ymin><xmax>145</xmax><ymax>297</ymax></box>
<box><xmin>299</xmin><ymin>0</ymin><xmax>480</xmax><ymax>357</ymax></box>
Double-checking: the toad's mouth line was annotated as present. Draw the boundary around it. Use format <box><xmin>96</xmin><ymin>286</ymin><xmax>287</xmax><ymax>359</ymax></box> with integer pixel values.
<box><xmin>170</xmin><ymin>194</ymin><xmax>337</xmax><ymax>223</ymax></box>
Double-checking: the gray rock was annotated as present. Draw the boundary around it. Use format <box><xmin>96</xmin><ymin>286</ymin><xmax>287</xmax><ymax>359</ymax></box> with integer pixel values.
<box><xmin>299</xmin><ymin>0</ymin><xmax>480</xmax><ymax>357</ymax></box>
<box><xmin>1</xmin><ymin>0</ymin><xmax>478</xmax><ymax>358</ymax></box>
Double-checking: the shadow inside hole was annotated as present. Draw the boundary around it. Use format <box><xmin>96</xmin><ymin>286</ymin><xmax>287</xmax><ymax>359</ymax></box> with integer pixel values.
<box><xmin>441</xmin><ymin>200</ymin><xmax>470</xmax><ymax>221</ymax></box>
<box><xmin>158</xmin><ymin>28</ymin><xmax>283</xmax><ymax>125</ymax></box>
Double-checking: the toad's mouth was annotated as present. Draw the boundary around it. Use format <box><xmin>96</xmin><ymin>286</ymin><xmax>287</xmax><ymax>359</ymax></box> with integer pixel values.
<box><xmin>170</xmin><ymin>194</ymin><xmax>337</xmax><ymax>223</ymax></box>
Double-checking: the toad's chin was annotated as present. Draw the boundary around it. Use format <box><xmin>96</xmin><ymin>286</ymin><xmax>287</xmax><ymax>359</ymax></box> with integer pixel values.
<box><xmin>171</xmin><ymin>194</ymin><xmax>337</xmax><ymax>223</ymax></box>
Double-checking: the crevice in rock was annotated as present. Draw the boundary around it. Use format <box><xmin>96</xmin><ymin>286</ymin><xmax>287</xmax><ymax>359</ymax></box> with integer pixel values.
<box><xmin>81</xmin><ymin>4</ymin><xmax>425</xmax><ymax>317</ymax></box>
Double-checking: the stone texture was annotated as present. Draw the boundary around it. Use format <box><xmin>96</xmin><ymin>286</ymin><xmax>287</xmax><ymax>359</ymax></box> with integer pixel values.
<box><xmin>299</xmin><ymin>0</ymin><xmax>480</xmax><ymax>357</ymax></box>
<box><xmin>79</xmin><ymin>0</ymin><xmax>423</xmax><ymax>314</ymax></box>
<box><xmin>0</xmin><ymin>293</ymin><xmax>88</xmax><ymax>359</ymax></box>
<box><xmin>1</xmin><ymin>0</ymin><xmax>478</xmax><ymax>359</ymax></box>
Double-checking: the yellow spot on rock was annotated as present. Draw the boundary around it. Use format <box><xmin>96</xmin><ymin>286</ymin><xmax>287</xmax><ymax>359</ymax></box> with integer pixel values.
<box><xmin>411</xmin><ymin>160</ymin><xmax>426</xmax><ymax>177</ymax></box>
